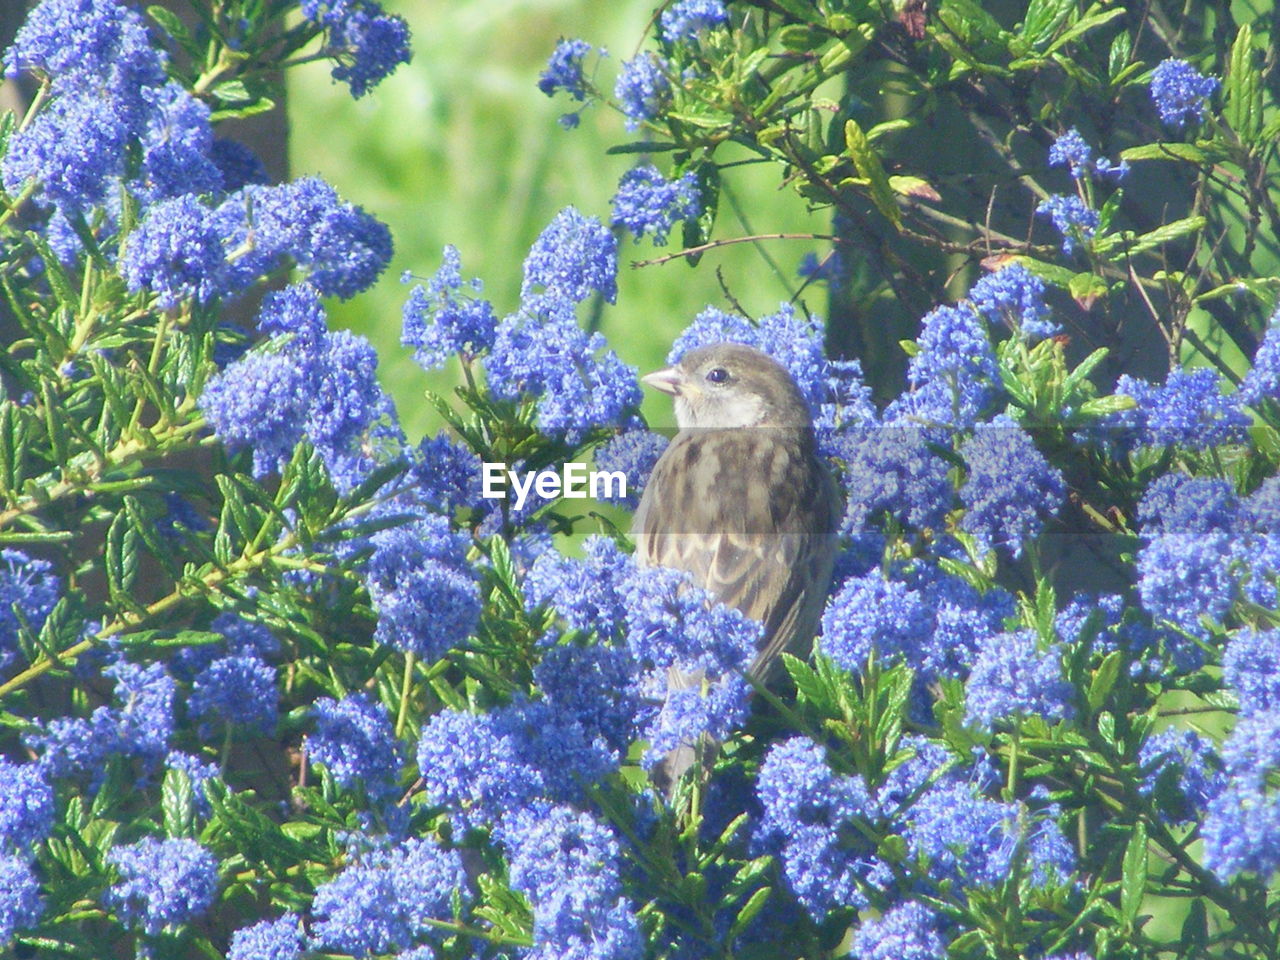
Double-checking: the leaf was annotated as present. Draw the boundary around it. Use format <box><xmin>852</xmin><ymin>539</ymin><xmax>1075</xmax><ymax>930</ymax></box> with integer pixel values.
<box><xmin>888</xmin><ymin>175</ymin><xmax>940</xmax><ymax>202</ymax></box>
<box><xmin>1020</xmin><ymin>0</ymin><xmax>1076</xmax><ymax>49</ymax></box>
<box><xmin>1125</xmin><ymin>216</ymin><xmax>1205</xmax><ymax>256</ymax></box>
<box><xmin>1226</xmin><ymin>24</ymin><xmax>1263</xmax><ymax>145</ymax></box>
<box><xmin>1108</xmin><ymin>30</ymin><xmax>1132</xmax><ymax>82</ymax></box>
<box><xmin>728</xmin><ymin>886</ymin><xmax>772</xmax><ymax>940</ymax></box>
<box><xmin>844</xmin><ymin>119</ymin><xmax>900</xmax><ymax>227</ymax></box>
<box><xmin>605</xmin><ymin>141</ymin><xmax>679</xmax><ymax>155</ymax></box>
<box><xmin>1120</xmin><ymin>142</ymin><xmax>1210</xmax><ymax>163</ymax></box>
<box><xmin>1044</xmin><ymin>8</ymin><xmax>1126</xmax><ymax>55</ymax></box>
<box><xmin>1121</xmin><ymin>821</ymin><xmax>1148</xmax><ymax>924</ymax></box>
<box><xmin>162</xmin><ymin>766</ymin><xmax>196</xmax><ymax>839</ymax></box>
<box><xmin>1078</xmin><ymin>394</ymin><xmax>1137</xmax><ymax>417</ymax></box>
<box><xmin>1087</xmin><ymin>650</ymin><xmax>1124</xmax><ymax>712</ymax></box>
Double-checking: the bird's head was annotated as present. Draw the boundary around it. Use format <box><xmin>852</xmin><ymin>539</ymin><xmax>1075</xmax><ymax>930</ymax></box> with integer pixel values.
<box><xmin>641</xmin><ymin>342</ymin><xmax>811</xmax><ymax>429</ymax></box>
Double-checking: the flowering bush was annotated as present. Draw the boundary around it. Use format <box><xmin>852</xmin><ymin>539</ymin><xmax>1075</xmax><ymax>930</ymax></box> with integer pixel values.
<box><xmin>1</xmin><ymin>1</ymin><xmax>1279</xmax><ymax>959</ymax></box>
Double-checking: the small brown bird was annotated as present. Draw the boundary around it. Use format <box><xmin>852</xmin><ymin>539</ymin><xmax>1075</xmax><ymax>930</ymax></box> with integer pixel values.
<box><xmin>632</xmin><ymin>342</ymin><xmax>840</xmax><ymax>789</ymax></box>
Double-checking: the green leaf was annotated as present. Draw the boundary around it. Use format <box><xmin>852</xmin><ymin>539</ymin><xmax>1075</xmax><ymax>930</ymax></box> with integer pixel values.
<box><xmin>1120</xmin><ymin>142</ymin><xmax>1210</xmax><ymax>163</ymax></box>
<box><xmin>1125</xmin><ymin>216</ymin><xmax>1205</xmax><ymax>257</ymax></box>
<box><xmin>1181</xmin><ymin>898</ymin><xmax>1208</xmax><ymax>952</ymax></box>
<box><xmin>1087</xmin><ymin>650</ymin><xmax>1124</xmax><ymax>712</ymax></box>
<box><xmin>1108</xmin><ymin>30</ymin><xmax>1132</xmax><ymax>82</ymax></box>
<box><xmin>147</xmin><ymin>6</ymin><xmax>199</xmax><ymax>57</ymax></box>
<box><xmin>211</xmin><ymin>80</ymin><xmax>254</xmax><ymax>104</ymax></box>
<box><xmin>1078</xmin><ymin>394</ymin><xmax>1137</xmax><ymax>417</ymax></box>
<box><xmin>729</xmin><ymin>886</ymin><xmax>772</xmax><ymax>939</ymax></box>
<box><xmin>1020</xmin><ymin>0</ymin><xmax>1076</xmax><ymax>49</ymax></box>
<box><xmin>844</xmin><ymin>119</ymin><xmax>900</xmax><ymax>227</ymax></box>
<box><xmin>605</xmin><ymin>141</ymin><xmax>679</xmax><ymax>155</ymax></box>
<box><xmin>1044</xmin><ymin>8</ymin><xmax>1125</xmax><ymax>55</ymax></box>
<box><xmin>1226</xmin><ymin>24</ymin><xmax>1263</xmax><ymax>145</ymax></box>
<box><xmin>1121</xmin><ymin>821</ymin><xmax>1148</xmax><ymax>924</ymax></box>
<box><xmin>162</xmin><ymin>766</ymin><xmax>196</xmax><ymax>839</ymax></box>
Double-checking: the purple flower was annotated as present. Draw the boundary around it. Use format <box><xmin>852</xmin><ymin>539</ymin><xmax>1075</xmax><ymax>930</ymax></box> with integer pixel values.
<box><xmin>615</xmin><ymin>52</ymin><xmax>670</xmax><ymax>131</ymax></box>
<box><xmin>411</xmin><ymin>431</ymin><xmax>483</xmax><ymax>513</ymax></box>
<box><xmin>401</xmin><ymin>245</ymin><xmax>497</xmax><ymax>369</ymax></box>
<box><xmin>838</xmin><ymin>424</ymin><xmax>953</xmax><ymax>534</ymax></box>
<box><xmin>210</xmin><ymin>139</ymin><xmax>270</xmax><ymax>191</ymax></box>
<box><xmin>820</xmin><ymin>571</ymin><xmax>933</xmax><ymax>671</ymax></box>
<box><xmin>107</xmin><ymin>660</ymin><xmax>176</xmax><ymax>768</ymax></box>
<box><xmin>138</xmin><ymin>81</ymin><xmax>221</xmax><ymax>200</ymax></box>
<box><xmin>611</xmin><ymin>164</ymin><xmax>702</xmax><ymax>246</ymax></box>
<box><xmin>1150</xmin><ymin>58</ymin><xmax>1219</xmax><ymax>128</ymax></box>
<box><xmin>106</xmin><ymin>837</ymin><xmax>218</xmax><ymax>935</ymax></box>
<box><xmin>539</xmin><ymin>38</ymin><xmax>593</xmax><ymax>100</ymax></box>
<box><xmin>1138</xmin><ymin>728</ymin><xmax>1224</xmax><ymax>825</ymax></box>
<box><xmin>1239</xmin><ymin>306</ymin><xmax>1280</xmax><ymax>409</ymax></box>
<box><xmin>1224</xmin><ymin>628</ymin><xmax>1280</xmax><ymax>716</ymax></box>
<box><xmin>525</xmin><ymin>535</ymin><xmax>633</xmax><ymax>636</ymax></box>
<box><xmin>254</xmin><ymin>283</ymin><xmax>328</xmax><ymax>347</ymax></box>
<box><xmin>303</xmin><ymin>0</ymin><xmax>412</xmax><ymax>98</ymax></box>
<box><xmin>188</xmin><ymin>652</ymin><xmax>278</xmax><ymax>734</ymax></box>
<box><xmin>887</xmin><ymin>304</ymin><xmax>1001</xmax><ymax>428</ymax></box>
<box><xmin>1203</xmin><ymin>709</ymin><xmax>1280</xmax><ymax>881</ymax></box>
<box><xmin>534</xmin><ymin>642</ymin><xmax>642</xmax><ymax>754</ymax></box>
<box><xmin>1116</xmin><ymin>368</ymin><xmax>1248</xmax><ymax>450</ymax></box>
<box><xmin>1047</xmin><ymin>127</ymin><xmax>1128</xmax><ymax>181</ymax></box>
<box><xmin>592</xmin><ymin>429</ymin><xmax>669</xmax><ymax>508</ymax></box>
<box><xmin>3</xmin><ymin>0</ymin><xmax>165</xmax><ymax>91</ymax></box>
<box><xmin>1036</xmin><ymin>194</ymin><xmax>1099</xmax><ymax>255</ymax></box>
<box><xmin>660</xmin><ymin>0</ymin><xmax>730</xmax><ymax>43</ymax></box>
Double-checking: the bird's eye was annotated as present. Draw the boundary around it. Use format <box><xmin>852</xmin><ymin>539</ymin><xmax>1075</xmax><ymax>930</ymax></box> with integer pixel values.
<box><xmin>705</xmin><ymin>367</ymin><xmax>730</xmax><ymax>384</ymax></box>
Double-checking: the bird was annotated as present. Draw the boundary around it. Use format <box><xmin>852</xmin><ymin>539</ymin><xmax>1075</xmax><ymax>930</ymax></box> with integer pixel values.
<box><xmin>631</xmin><ymin>342</ymin><xmax>840</xmax><ymax>792</ymax></box>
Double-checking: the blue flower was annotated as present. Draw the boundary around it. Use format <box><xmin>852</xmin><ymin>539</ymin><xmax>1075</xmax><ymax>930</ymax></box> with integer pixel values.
<box><xmin>1035</xmin><ymin>194</ymin><xmax>1099</xmax><ymax>255</ymax></box>
<box><xmin>165</xmin><ymin>751</ymin><xmax>219</xmax><ymax>819</ymax></box>
<box><xmin>188</xmin><ymin>652</ymin><xmax>278</xmax><ymax>734</ymax></box>
<box><xmin>889</xmin><ymin>304</ymin><xmax>1002</xmax><ymax>428</ymax></box>
<box><xmin>0</xmin><ymin>854</ymin><xmax>43</xmax><ymax>948</ymax></box>
<box><xmin>1239</xmin><ymin>306</ymin><xmax>1280</xmax><ymax>409</ymax></box>
<box><xmin>254</xmin><ymin>283</ymin><xmax>328</xmax><ymax>347</ymax></box>
<box><xmin>365</xmin><ymin>516</ymin><xmax>480</xmax><ymax>661</ymax></box>
<box><xmin>306</xmin><ymin>694</ymin><xmax>402</xmax><ymax>800</ymax></box>
<box><xmin>521</xmin><ymin>208</ymin><xmax>618</xmax><ymax>305</ymax></box>
<box><xmin>1150</xmin><ymin>58</ymin><xmax>1219</xmax><ymax>128</ymax></box>
<box><xmin>1225</xmin><ymin>628</ymin><xmax>1280</xmax><ymax>717</ymax></box>
<box><xmin>3</xmin><ymin>0</ymin><xmax>165</xmax><ymax>91</ymax></box>
<box><xmin>820</xmin><ymin>571</ymin><xmax>934</xmax><ymax>672</ymax></box>
<box><xmin>967</xmin><ymin>263</ymin><xmax>1060</xmax><ymax>341</ymax></box>
<box><xmin>210</xmin><ymin>139</ymin><xmax>270</xmax><ymax>191</ymax></box>
<box><xmin>525</xmin><ymin>534</ymin><xmax>633</xmax><ymax>636</ymax></box>
<box><xmin>2</xmin><ymin>91</ymin><xmax>129</xmax><ymax>215</ymax></box>
<box><xmin>416</xmin><ymin>700</ymin><xmax>614</xmax><ymax>831</ymax></box>
<box><xmin>534</xmin><ymin>642</ymin><xmax>643</xmax><ymax>754</ymax></box>
<box><xmin>849</xmin><ymin>900</ymin><xmax>945</xmax><ymax>960</ymax></box>
<box><xmin>411</xmin><ymin>431</ymin><xmax>484</xmax><ymax>513</ymax></box>
<box><xmin>0</xmin><ymin>759</ymin><xmax>53</xmax><ymax>854</ymax></box>
<box><xmin>965</xmin><ymin>629</ymin><xmax>1073</xmax><ymax>729</ymax></box>
<box><xmin>106</xmin><ymin>837</ymin><xmax>218</xmax><ymax>935</ymax></box>
<box><xmin>0</xmin><ymin>549</ymin><xmax>59</xmax><ymax>679</ymax></box>
<box><xmin>1203</xmin><ymin>708</ymin><xmax>1280</xmax><ymax>881</ymax></box>
<box><xmin>958</xmin><ymin>415</ymin><xmax>1065</xmax><ymax>555</ymax></box>
<box><xmin>1047</xmin><ymin>127</ymin><xmax>1128</xmax><ymax>181</ymax></box>
<box><xmin>755</xmin><ymin>737</ymin><xmax>890</xmax><ymax>919</ymax></box>
<box><xmin>1138</xmin><ymin>728</ymin><xmax>1224</xmax><ymax>825</ymax></box>
<box><xmin>303</xmin><ymin>0</ymin><xmax>412</xmax><ymax>98</ymax></box>
<box><xmin>660</xmin><ymin>0</ymin><xmax>729</xmax><ymax>43</ymax></box>
<box><xmin>310</xmin><ymin>838</ymin><xmax>465</xmax><ymax>956</ymax></box>
<box><xmin>611</xmin><ymin>164</ymin><xmax>702</xmax><ymax>246</ymax></box>
<box><xmin>401</xmin><ymin>245</ymin><xmax>497</xmax><ymax>369</ymax></box>
<box><xmin>122</xmin><ymin>195</ymin><xmax>226</xmax><ymax>308</ymax></box>
<box><xmin>615</xmin><ymin>52</ymin><xmax>670</xmax><ymax>131</ymax></box>
<box><xmin>838</xmin><ymin>424</ymin><xmax>952</xmax><ymax>534</ymax></box>
<box><xmin>592</xmin><ymin>429</ymin><xmax>668</xmax><ymax>508</ymax></box>
<box><xmin>908</xmin><ymin>781</ymin><xmax>1074</xmax><ymax>888</ymax></box>
<box><xmin>539</xmin><ymin>38</ymin><xmax>593</xmax><ymax>100</ymax></box>
<box><xmin>138</xmin><ymin>81</ymin><xmax>221</xmax><ymax>200</ymax></box>
<box><xmin>1116</xmin><ymin>368</ymin><xmax>1248</xmax><ymax>450</ymax></box>
<box><xmin>228</xmin><ymin>913</ymin><xmax>303</xmax><ymax>960</ymax></box>
<box><xmin>106</xmin><ymin>660</ymin><xmax>176</xmax><ymax>768</ymax></box>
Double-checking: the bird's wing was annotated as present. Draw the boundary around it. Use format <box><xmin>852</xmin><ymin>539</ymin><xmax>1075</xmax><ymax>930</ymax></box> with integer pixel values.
<box><xmin>632</xmin><ymin>429</ymin><xmax>839</xmax><ymax>681</ymax></box>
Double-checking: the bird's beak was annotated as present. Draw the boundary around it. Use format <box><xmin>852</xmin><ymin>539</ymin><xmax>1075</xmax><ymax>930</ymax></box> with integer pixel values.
<box><xmin>641</xmin><ymin>366</ymin><xmax>685</xmax><ymax>396</ymax></box>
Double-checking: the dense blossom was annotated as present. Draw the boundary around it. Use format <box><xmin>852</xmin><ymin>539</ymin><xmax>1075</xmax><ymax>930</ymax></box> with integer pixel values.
<box><xmin>966</xmin><ymin>630</ymin><xmax>1073</xmax><ymax>728</ymax></box>
<box><xmin>105</xmin><ymin>837</ymin><xmax>218</xmax><ymax>935</ymax></box>
<box><xmin>1240</xmin><ymin>307</ymin><xmax>1280</xmax><ymax>408</ymax></box>
<box><xmin>0</xmin><ymin>759</ymin><xmax>53</xmax><ymax>854</ymax></box>
<box><xmin>188</xmin><ymin>652</ymin><xmax>278</xmax><ymax>734</ymax></box>
<box><xmin>139</xmin><ymin>82</ymin><xmax>221</xmax><ymax>200</ymax></box>
<box><xmin>310</xmin><ymin>838</ymin><xmax>464</xmax><ymax>956</ymax></box>
<box><xmin>0</xmin><ymin>854</ymin><xmax>43</xmax><ymax>947</ymax></box>
<box><xmin>889</xmin><ymin>304</ymin><xmax>1001</xmax><ymax>428</ymax></box>
<box><xmin>1203</xmin><ymin>709</ymin><xmax>1280</xmax><ymax>881</ymax></box>
<box><xmin>1225</xmin><ymin>628</ymin><xmax>1280</xmax><ymax>715</ymax></box>
<box><xmin>4</xmin><ymin>0</ymin><xmax>165</xmax><ymax>89</ymax></box>
<box><xmin>660</xmin><ymin>0</ymin><xmax>729</xmax><ymax>43</ymax></box>
<box><xmin>365</xmin><ymin>515</ymin><xmax>480</xmax><ymax>661</ymax></box>
<box><xmin>1036</xmin><ymin>194</ymin><xmax>1099</xmax><ymax>254</ymax></box>
<box><xmin>411</xmin><ymin>431</ymin><xmax>484</xmax><ymax>512</ymax></box>
<box><xmin>1114</xmin><ymin>368</ymin><xmax>1248</xmax><ymax>450</ymax></box>
<box><xmin>401</xmin><ymin>245</ymin><xmax>497</xmax><ymax>369</ymax></box>
<box><xmin>611</xmin><ymin>164</ymin><xmax>702</xmax><ymax>245</ymax></box>
<box><xmin>968</xmin><ymin>263</ymin><xmax>1060</xmax><ymax>340</ymax></box>
<box><xmin>1047</xmin><ymin>127</ymin><xmax>1128</xmax><ymax>180</ymax></box>
<box><xmin>122</xmin><ymin>195</ymin><xmax>226</xmax><ymax>308</ymax></box>
<box><xmin>616</xmin><ymin>52</ymin><xmax>670</xmax><ymax>130</ymax></box>
<box><xmin>848</xmin><ymin>900</ymin><xmax>945</xmax><ymax>960</ymax></box>
<box><xmin>227</xmin><ymin>913</ymin><xmax>304</xmax><ymax>960</ymax></box>
<box><xmin>959</xmin><ymin>416</ymin><xmax>1065</xmax><ymax>554</ymax></box>
<box><xmin>756</xmin><ymin>737</ymin><xmax>890</xmax><ymax>918</ymax></box>
<box><xmin>840</xmin><ymin>425</ymin><xmax>952</xmax><ymax>534</ymax></box>
<box><xmin>520</xmin><ymin>207</ymin><xmax>618</xmax><ymax>304</ymax></box>
<box><xmin>107</xmin><ymin>660</ymin><xmax>176</xmax><ymax>768</ymax></box>
<box><xmin>306</xmin><ymin>694</ymin><xmax>402</xmax><ymax>800</ymax></box>
<box><xmin>0</xmin><ymin>549</ymin><xmax>60</xmax><ymax>678</ymax></box>
<box><xmin>592</xmin><ymin>429</ymin><xmax>669</xmax><ymax>507</ymax></box>
<box><xmin>1150</xmin><ymin>58</ymin><xmax>1219</xmax><ymax>127</ymax></box>
<box><xmin>820</xmin><ymin>572</ymin><xmax>933</xmax><ymax>671</ymax></box>
<box><xmin>525</xmin><ymin>535</ymin><xmax>633</xmax><ymax>636</ymax></box>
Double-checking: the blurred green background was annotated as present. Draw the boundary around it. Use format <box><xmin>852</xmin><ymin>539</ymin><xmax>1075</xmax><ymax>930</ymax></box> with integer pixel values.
<box><xmin>288</xmin><ymin>0</ymin><xmax>830</xmax><ymax>442</ymax></box>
